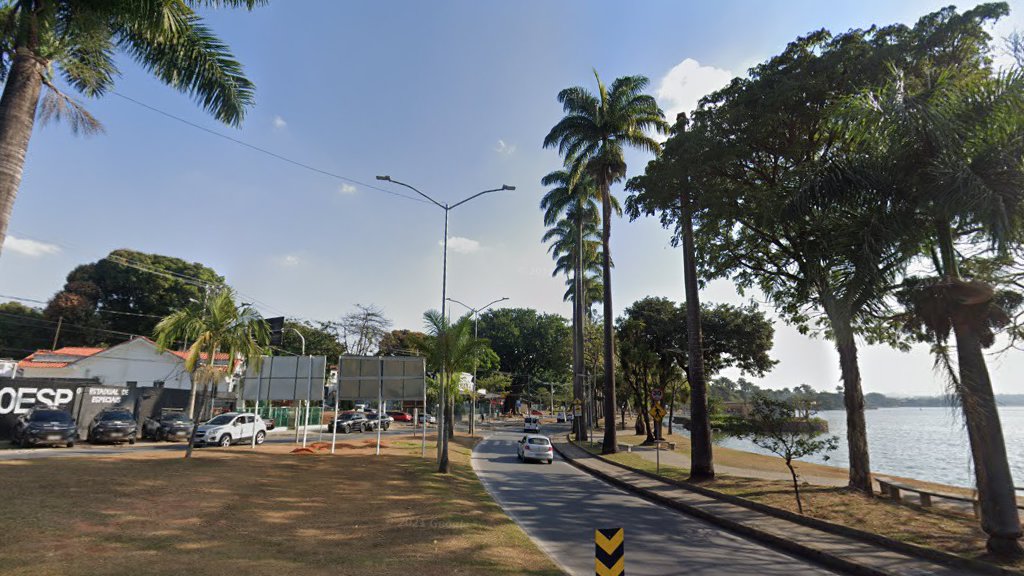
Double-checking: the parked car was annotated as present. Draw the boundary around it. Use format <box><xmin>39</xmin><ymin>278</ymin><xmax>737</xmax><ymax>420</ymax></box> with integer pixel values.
<box><xmin>364</xmin><ymin>412</ymin><xmax>393</xmax><ymax>431</ymax></box>
<box><xmin>262</xmin><ymin>417</ymin><xmax>276</xmax><ymax>430</ymax></box>
<box><xmin>517</xmin><ymin>434</ymin><xmax>554</xmax><ymax>464</ymax></box>
<box><xmin>523</xmin><ymin>416</ymin><xmax>540</xmax><ymax>433</ymax></box>
<box><xmin>556</xmin><ymin>411</ymin><xmax>567</xmax><ymax>423</ymax></box>
<box><xmin>387</xmin><ymin>411</ymin><xmax>413</xmax><ymax>422</ymax></box>
<box><xmin>12</xmin><ymin>407</ymin><xmax>77</xmax><ymax>448</ymax></box>
<box><xmin>328</xmin><ymin>411</ymin><xmax>370</xmax><ymax>433</ymax></box>
<box><xmin>417</xmin><ymin>413</ymin><xmax>436</xmax><ymax>424</ymax></box>
<box><xmin>142</xmin><ymin>409</ymin><xmax>194</xmax><ymax>442</ymax></box>
<box><xmin>87</xmin><ymin>409</ymin><xmax>138</xmax><ymax>444</ymax></box>
<box><xmin>193</xmin><ymin>412</ymin><xmax>266</xmax><ymax>447</ymax></box>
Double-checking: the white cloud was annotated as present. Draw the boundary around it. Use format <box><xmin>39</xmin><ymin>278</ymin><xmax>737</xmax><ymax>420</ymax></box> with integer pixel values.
<box><xmin>656</xmin><ymin>58</ymin><xmax>734</xmax><ymax>125</ymax></box>
<box><xmin>442</xmin><ymin>236</ymin><xmax>481</xmax><ymax>254</ymax></box>
<box><xmin>273</xmin><ymin>254</ymin><xmax>301</xmax><ymax>267</ymax></box>
<box><xmin>495</xmin><ymin>139</ymin><xmax>516</xmax><ymax>155</ymax></box>
<box><xmin>338</xmin><ymin>183</ymin><xmax>357</xmax><ymax>195</ymax></box>
<box><xmin>272</xmin><ymin>115</ymin><xmax>287</xmax><ymax>129</ymax></box>
<box><xmin>4</xmin><ymin>235</ymin><xmax>61</xmax><ymax>257</ymax></box>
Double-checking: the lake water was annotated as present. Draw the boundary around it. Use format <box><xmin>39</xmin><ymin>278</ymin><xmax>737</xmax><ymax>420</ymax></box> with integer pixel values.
<box><xmin>700</xmin><ymin>406</ymin><xmax>1024</xmax><ymax>488</ymax></box>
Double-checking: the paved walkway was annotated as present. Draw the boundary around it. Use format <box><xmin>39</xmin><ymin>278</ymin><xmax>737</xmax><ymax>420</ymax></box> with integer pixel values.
<box><xmin>556</xmin><ymin>441</ymin><xmax>995</xmax><ymax>576</ymax></box>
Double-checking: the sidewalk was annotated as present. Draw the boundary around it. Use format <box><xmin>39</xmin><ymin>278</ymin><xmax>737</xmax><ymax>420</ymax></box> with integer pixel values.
<box><xmin>555</xmin><ymin>441</ymin><xmax>1019</xmax><ymax>576</ymax></box>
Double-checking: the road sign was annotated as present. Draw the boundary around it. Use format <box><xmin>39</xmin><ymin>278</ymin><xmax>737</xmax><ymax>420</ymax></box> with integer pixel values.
<box><xmin>651</xmin><ymin>388</ymin><xmax>663</xmax><ymax>402</ymax></box>
<box><xmin>595</xmin><ymin>527</ymin><xmax>625</xmax><ymax>576</ymax></box>
<box><xmin>649</xmin><ymin>403</ymin><xmax>666</xmax><ymax>421</ymax></box>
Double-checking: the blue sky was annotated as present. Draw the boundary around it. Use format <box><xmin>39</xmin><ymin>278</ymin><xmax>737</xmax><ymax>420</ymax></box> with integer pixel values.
<box><xmin>2</xmin><ymin>0</ymin><xmax>1023</xmax><ymax>396</ymax></box>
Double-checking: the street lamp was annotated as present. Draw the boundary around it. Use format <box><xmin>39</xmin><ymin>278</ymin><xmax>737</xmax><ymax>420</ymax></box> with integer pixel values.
<box><xmin>447</xmin><ymin>296</ymin><xmax>508</xmax><ymax>436</ymax></box>
<box><xmin>376</xmin><ymin>176</ymin><xmax>515</xmax><ymax>471</ymax></box>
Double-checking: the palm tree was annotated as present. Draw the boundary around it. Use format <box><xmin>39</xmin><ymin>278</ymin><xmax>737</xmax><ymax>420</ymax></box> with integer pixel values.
<box><xmin>544</xmin><ymin>72</ymin><xmax>668</xmax><ymax>454</ymax></box>
<box><xmin>421</xmin><ymin>309</ymin><xmax>491</xmax><ymax>473</ymax></box>
<box><xmin>0</xmin><ymin>0</ymin><xmax>263</xmax><ymax>256</ymax></box>
<box><xmin>153</xmin><ymin>287</ymin><xmax>269</xmax><ymax>459</ymax></box>
<box><xmin>847</xmin><ymin>69</ymin><xmax>1024</xmax><ymax>556</ymax></box>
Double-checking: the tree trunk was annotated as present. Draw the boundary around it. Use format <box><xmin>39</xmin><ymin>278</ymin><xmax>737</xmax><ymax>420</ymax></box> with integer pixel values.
<box><xmin>439</xmin><ymin>379</ymin><xmax>450</xmax><ymax>474</ymax></box>
<box><xmin>682</xmin><ymin>190</ymin><xmax>713</xmax><ymax>480</ymax></box>
<box><xmin>600</xmin><ymin>173</ymin><xmax>617</xmax><ymax>454</ymax></box>
<box><xmin>954</xmin><ymin>319</ymin><xmax>1023</xmax><ymax>557</ymax></box>
<box><xmin>639</xmin><ymin>388</ymin><xmax>654</xmax><ymax>444</ymax></box>
<box><xmin>574</xmin><ymin>212</ymin><xmax>587</xmax><ymax>441</ymax></box>
<box><xmin>446</xmin><ymin>398</ymin><xmax>454</xmax><ymax>438</ymax></box>
<box><xmin>787</xmin><ymin>460</ymin><xmax>803</xmax><ymax>514</ymax></box>
<box><xmin>0</xmin><ymin>46</ymin><xmax>45</xmax><ymax>256</ymax></box>
<box><xmin>824</xmin><ymin>303</ymin><xmax>873</xmax><ymax>494</ymax></box>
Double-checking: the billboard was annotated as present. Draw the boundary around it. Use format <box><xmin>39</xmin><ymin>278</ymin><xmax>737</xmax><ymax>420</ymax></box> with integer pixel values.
<box><xmin>337</xmin><ymin>355</ymin><xmax>425</xmax><ymax>401</ymax></box>
<box><xmin>239</xmin><ymin>355</ymin><xmax>328</xmax><ymax>401</ymax></box>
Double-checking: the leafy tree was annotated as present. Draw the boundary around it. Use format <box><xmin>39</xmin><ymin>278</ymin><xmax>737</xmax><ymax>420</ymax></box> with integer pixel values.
<box><xmin>741</xmin><ymin>394</ymin><xmax>839</xmax><ymax>514</ymax></box>
<box><xmin>544</xmin><ymin>71</ymin><xmax>668</xmax><ymax>454</ymax></box>
<box><xmin>277</xmin><ymin>320</ymin><xmax>345</xmax><ymax>359</ymax></box>
<box><xmin>44</xmin><ymin>249</ymin><xmax>224</xmax><ymax>345</ymax></box>
<box><xmin>377</xmin><ymin>329</ymin><xmax>428</xmax><ymax>356</ymax></box>
<box><xmin>627</xmin><ymin>24</ymin><xmax>929</xmax><ymax>493</ymax></box>
<box><xmin>0</xmin><ymin>0</ymin><xmax>264</xmax><ymax>257</ymax></box>
<box><xmin>153</xmin><ymin>287</ymin><xmax>268</xmax><ymax>458</ymax></box>
<box><xmin>420</xmin><ymin>310</ymin><xmax>491</xmax><ymax>473</ymax></box>
<box><xmin>0</xmin><ymin>301</ymin><xmax>50</xmax><ymax>356</ymax></box>
<box><xmin>476</xmin><ymin>307</ymin><xmax>571</xmax><ymax>413</ymax></box>
<box><xmin>841</xmin><ymin>3</ymin><xmax>1024</xmax><ymax>554</ymax></box>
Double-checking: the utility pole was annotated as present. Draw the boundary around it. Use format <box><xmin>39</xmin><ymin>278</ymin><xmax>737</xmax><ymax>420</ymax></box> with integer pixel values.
<box><xmin>377</xmin><ymin>176</ymin><xmax>514</xmax><ymax>473</ymax></box>
<box><xmin>51</xmin><ymin>316</ymin><xmax>63</xmax><ymax>350</ymax></box>
<box><xmin>447</xmin><ymin>296</ymin><xmax>508</xmax><ymax>436</ymax></box>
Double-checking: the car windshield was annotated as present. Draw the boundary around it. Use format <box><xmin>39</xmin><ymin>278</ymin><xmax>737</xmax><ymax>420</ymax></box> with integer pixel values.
<box><xmin>206</xmin><ymin>414</ymin><xmax>235</xmax><ymax>425</ymax></box>
<box><xmin>101</xmin><ymin>411</ymin><xmax>133</xmax><ymax>421</ymax></box>
<box><xmin>340</xmin><ymin>414</ymin><xmax>361</xmax><ymax>420</ymax></box>
<box><xmin>31</xmin><ymin>410</ymin><xmax>71</xmax><ymax>423</ymax></box>
<box><xmin>162</xmin><ymin>414</ymin><xmax>190</xmax><ymax>423</ymax></box>
<box><xmin>527</xmin><ymin>438</ymin><xmax>550</xmax><ymax>446</ymax></box>
<box><xmin>525</xmin><ymin>418</ymin><xmax>538</xmax><ymax>423</ymax></box>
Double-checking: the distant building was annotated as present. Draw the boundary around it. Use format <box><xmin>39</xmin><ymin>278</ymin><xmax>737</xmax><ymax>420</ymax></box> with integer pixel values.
<box><xmin>17</xmin><ymin>337</ymin><xmax>234</xmax><ymax>391</ymax></box>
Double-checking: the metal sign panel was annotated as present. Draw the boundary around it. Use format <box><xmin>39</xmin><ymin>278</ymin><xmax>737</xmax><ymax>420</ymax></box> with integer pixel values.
<box><xmin>337</xmin><ymin>355</ymin><xmax>425</xmax><ymax>400</ymax></box>
<box><xmin>240</xmin><ymin>356</ymin><xmax>327</xmax><ymax>401</ymax></box>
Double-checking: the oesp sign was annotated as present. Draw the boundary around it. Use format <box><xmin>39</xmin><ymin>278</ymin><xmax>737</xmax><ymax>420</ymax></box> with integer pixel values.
<box><xmin>0</xmin><ymin>386</ymin><xmax>75</xmax><ymax>415</ymax></box>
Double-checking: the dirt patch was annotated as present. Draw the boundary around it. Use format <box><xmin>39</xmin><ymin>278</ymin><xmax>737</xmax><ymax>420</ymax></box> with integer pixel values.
<box><xmin>0</xmin><ymin>433</ymin><xmax>560</xmax><ymax>576</ymax></box>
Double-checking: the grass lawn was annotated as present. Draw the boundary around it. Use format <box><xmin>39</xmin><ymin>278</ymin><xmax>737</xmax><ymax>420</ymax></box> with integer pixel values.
<box><xmin>0</xmin><ymin>434</ymin><xmax>562</xmax><ymax>576</ymax></box>
<box><xmin>580</xmin><ymin>440</ymin><xmax>1024</xmax><ymax>571</ymax></box>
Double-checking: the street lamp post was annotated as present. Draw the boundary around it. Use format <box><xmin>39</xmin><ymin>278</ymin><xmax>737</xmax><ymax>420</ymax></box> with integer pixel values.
<box><xmin>447</xmin><ymin>296</ymin><xmax>509</xmax><ymax>436</ymax></box>
<box><xmin>377</xmin><ymin>176</ymin><xmax>514</xmax><ymax>472</ymax></box>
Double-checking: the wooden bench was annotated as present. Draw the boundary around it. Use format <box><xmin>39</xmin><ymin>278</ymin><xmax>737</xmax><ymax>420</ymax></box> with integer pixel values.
<box><xmin>877</xmin><ymin>478</ymin><xmax>982</xmax><ymax>517</ymax></box>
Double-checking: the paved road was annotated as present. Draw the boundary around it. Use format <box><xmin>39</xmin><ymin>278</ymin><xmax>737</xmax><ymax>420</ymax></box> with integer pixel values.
<box><xmin>473</xmin><ymin>424</ymin><xmax>842</xmax><ymax>576</ymax></box>
<box><xmin>0</xmin><ymin>425</ymin><xmax>418</xmax><ymax>460</ymax></box>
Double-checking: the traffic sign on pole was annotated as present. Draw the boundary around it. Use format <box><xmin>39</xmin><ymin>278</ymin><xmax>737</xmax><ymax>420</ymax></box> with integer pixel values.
<box><xmin>649</xmin><ymin>403</ymin><xmax>666</xmax><ymax>421</ymax></box>
<box><xmin>651</xmin><ymin>388</ymin><xmax>663</xmax><ymax>402</ymax></box>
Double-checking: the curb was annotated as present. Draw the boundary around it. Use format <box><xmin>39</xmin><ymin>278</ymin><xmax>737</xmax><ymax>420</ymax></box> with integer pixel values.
<box><xmin>554</xmin><ymin>439</ymin><xmax>1024</xmax><ymax>576</ymax></box>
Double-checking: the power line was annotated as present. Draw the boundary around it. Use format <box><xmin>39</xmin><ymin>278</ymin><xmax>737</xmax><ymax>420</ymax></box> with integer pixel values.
<box><xmin>0</xmin><ymin>294</ymin><xmax>48</xmax><ymax>305</ymax></box>
<box><xmin>111</xmin><ymin>91</ymin><xmax>431</xmax><ymax>205</ymax></box>
<box><xmin>0</xmin><ymin>311</ymin><xmax>139</xmax><ymax>340</ymax></box>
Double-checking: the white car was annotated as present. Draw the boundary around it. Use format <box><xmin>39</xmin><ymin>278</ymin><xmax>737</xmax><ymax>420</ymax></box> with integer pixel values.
<box><xmin>417</xmin><ymin>414</ymin><xmax>436</xmax><ymax>424</ymax></box>
<box><xmin>193</xmin><ymin>412</ymin><xmax>266</xmax><ymax>447</ymax></box>
<box><xmin>517</xmin><ymin>434</ymin><xmax>554</xmax><ymax>464</ymax></box>
<box><xmin>523</xmin><ymin>416</ymin><xmax>540</xmax><ymax>433</ymax></box>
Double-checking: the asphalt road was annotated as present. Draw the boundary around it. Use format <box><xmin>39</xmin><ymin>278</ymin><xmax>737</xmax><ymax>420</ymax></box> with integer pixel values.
<box><xmin>472</xmin><ymin>423</ymin><xmax>842</xmax><ymax>576</ymax></box>
<box><xmin>0</xmin><ymin>424</ymin><xmax>418</xmax><ymax>460</ymax></box>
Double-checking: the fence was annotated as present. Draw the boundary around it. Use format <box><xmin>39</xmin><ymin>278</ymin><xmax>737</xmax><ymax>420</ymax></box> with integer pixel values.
<box><xmin>252</xmin><ymin>406</ymin><xmax>323</xmax><ymax>429</ymax></box>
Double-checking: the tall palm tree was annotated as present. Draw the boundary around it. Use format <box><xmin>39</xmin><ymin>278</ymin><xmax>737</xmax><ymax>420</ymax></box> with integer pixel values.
<box><xmin>544</xmin><ymin>71</ymin><xmax>668</xmax><ymax>453</ymax></box>
<box><xmin>153</xmin><ymin>287</ymin><xmax>269</xmax><ymax>459</ymax></box>
<box><xmin>421</xmin><ymin>309</ymin><xmax>490</xmax><ymax>473</ymax></box>
<box><xmin>848</xmin><ymin>69</ymin><xmax>1024</xmax><ymax>556</ymax></box>
<box><xmin>542</xmin><ymin>168</ymin><xmax>600</xmax><ymax>440</ymax></box>
<box><xmin>0</xmin><ymin>0</ymin><xmax>263</xmax><ymax>256</ymax></box>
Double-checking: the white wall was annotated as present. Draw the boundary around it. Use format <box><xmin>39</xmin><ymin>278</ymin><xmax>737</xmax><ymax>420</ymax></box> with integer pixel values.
<box><xmin>22</xmin><ymin>339</ymin><xmax>193</xmax><ymax>390</ymax></box>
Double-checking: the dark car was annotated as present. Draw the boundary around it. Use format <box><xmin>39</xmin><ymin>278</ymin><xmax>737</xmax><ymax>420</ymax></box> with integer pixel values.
<box><xmin>87</xmin><ymin>409</ymin><xmax>138</xmax><ymax>444</ymax></box>
<box><xmin>262</xmin><ymin>417</ymin><xmax>276</xmax><ymax>430</ymax></box>
<box><xmin>142</xmin><ymin>410</ymin><xmax>194</xmax><ymax>442</ymax></box>
<box><xmin>327</xmin><ymin>411</ymin><xmax>369</xmax><ymax>433</ymax></box>
<box><xmin>364</xmin><ymin>412</ymin><xmax>392</xmax><ymax>431</ymax></box>
<box><xmin>12</xmin><ymin>407</ymin><xmax>77</xmax><ymax>448</ymax></box>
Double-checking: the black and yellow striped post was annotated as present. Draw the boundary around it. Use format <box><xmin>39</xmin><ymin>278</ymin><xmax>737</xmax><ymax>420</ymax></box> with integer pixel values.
<box><xmin>595</xmin><ymin>527</ymin><xmax>624</xmax><ymax>576</ymax></box>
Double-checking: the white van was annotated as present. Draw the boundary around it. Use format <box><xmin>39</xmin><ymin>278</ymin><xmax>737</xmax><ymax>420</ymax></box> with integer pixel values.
<box><xmin>523</xmin><ymin>416</ymin><xmax>540</xmax><ymax>433</ymax></box>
